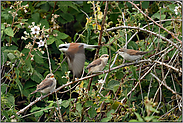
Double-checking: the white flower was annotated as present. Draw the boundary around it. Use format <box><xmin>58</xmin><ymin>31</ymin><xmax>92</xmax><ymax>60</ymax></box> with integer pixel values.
<box><xmin>174</xmin><ymin>6</ymin><xmax>179</xmax><ymax>15</ymax></box>
<box><xmin>36</xmin><ymin>40</ymin><xmax>45</xmax><ymax>47</ymax></box>
<box><xmin>31</xmin><ymin>26</ymin><xmax>40</xmax><ymax>35</ymax></box>
<box><xmin>24</xmin><ymin>9</ymin><xmax>27</xmax><ymax>13</ymax></box>
<box><xmin>32</xmin><ymin>22</ymin><xmax>35</xmax><ymax>25</ymax></box>
<box><xmin>8</xmin><ymin>11</ymin><xmax>11</xmax><ymax>13</ymax></box>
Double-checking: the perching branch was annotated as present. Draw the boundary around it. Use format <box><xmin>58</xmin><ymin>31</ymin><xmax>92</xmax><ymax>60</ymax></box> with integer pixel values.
<box><xmin>106</xmin><ymin>25</ymin><xmax>181</xmax><ymax>51</ymax></box>
<box><xmin>10</xmin><ymin>59</ymin><xmax>152</xmax><ymax>119</ymax></box>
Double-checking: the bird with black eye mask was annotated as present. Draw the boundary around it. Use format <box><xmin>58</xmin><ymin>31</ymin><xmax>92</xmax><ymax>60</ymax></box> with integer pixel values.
<box><xmin>59</xmin><ymin>43</ymin><xmax>101</xmax><ymax>79</ymax></box>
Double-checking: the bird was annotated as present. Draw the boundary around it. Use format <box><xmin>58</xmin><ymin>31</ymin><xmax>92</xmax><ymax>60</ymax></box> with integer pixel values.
<box><xmin>59</xmin><ymin>43</ymin><xmax>101</xmax><ymax>79</ymax></box>
<box><xmin>116</xmin><ymin>48</ymin><xmax>154</xmax><ymax>62</ymax></box>
<box><xmin>31</xmin><ymin>73</ymin><xmax>56</xmax><ymax>97</ymax></box>
<box><xmin>86</xmin><ymin>54</ymin><xmax>109</xmax><ymax>75</ymax></box>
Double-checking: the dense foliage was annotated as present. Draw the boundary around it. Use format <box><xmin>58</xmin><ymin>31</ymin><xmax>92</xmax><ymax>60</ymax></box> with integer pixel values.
<box><xmin>1</xmin><ymin>1</ymin><xmax>182</xmax><ymax>122</ymax></box>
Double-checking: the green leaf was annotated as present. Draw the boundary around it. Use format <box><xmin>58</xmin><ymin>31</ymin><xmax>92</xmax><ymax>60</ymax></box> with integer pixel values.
<box><xmin>2</xmin><ymin>110</ymin><xmax>10</xmax><ymax>121</ymax></box>
<box><xmin>134</xmin><ymin>112</ymin><xmax>144</xmax><ymax>122</ymax></box>
<box><xmin>84</xmin><ymin>101</ymin><xmax>93</xmax><ymax>107</ymax></box>
<box><xmin>144</xmin><ymin>116</ymin><xmax>159</xmax><ymax>122</ymax></box>
<box><xmin>61</xmin><ymin>99</ymin><xmax>73</xmax><ymax>108</ymax></box>
<box><xmin>130</xmin><ymin>66</ymin><xmax>138</xmax><ymax>81</ymax></box>
<box><xmin>1</xmin><ymin>23</ymin><xmax>5</xmax><ymax>29</ymax></box>
<box><xmin>101</xmin><ymin>117</ymin><xmax>111</xmax><ymax>122</ymax></box>
<box><xmin>32</xmin><ymin>51</ymin><xmax>44</xmax><ymax>64</ymax></box>
<box><xmin>31</xmin><ymin>13</ymin><xmax>40</xmax><ymax>24</ymax></box>
<box><xmin>58</xmin><ymin>1</ymin><xmax>79</xmax><ymax>12</ymax></box>
<box><xmin>1</xmin><ymin>84</ymin><xmax>7</xmax><ymax>94</ymax></box>
<box><xmin>6</xmin><ymin>94</ymin><xmax>15</xmax><ymax>107</ymax></box>
<box><xmin>47</xmin><ymin>35</ymin><xmax>57</xmax><ymax>45</ymax></box>
<box><xmin>15</xmin><ymin>68</ymin><xmax>23</xmax><ymax>96</ymax></box>
<box><xmin>31</xmin><ymin>70</ymin><xmax>44</xmax><ymax>83</ymax></box>
<box><xmin>7</xmin><ymin>53</ymin><xmax>15</xmax><ymax>61</ymax></box>
<box><xmin>53</xmin><ymin>30</ymin><xmax>69</xmax><ymax>40</ymax></box>
<box><xmin>60</xmin><ymin>13</ymin><xmax>74</xmax><ymax>22</ymax></box>
<box><xmin>55</xmin><ymin>39</ymin><xmax>64</xmax><ymax>48</ymax></box>
<box><xmin>99</xmin><ymin>46</ymin><xmax>108</xmax><ymax>56</ymax></box>
<box><xmin>142</xmin><ymin>1</ymin><xmax>149</xmax><ymax>9</ymax></box>
<box><xmin>30</xmin><ymin>106</ymin><xmax>42</xmax><ymax>112</ymax></box>
<box><xmin>106</xmin><ymin>79</ymin><xmax>120</xmax><ymax>91</ymax></box>
<box><xmin>4</xmin><ymin>27</ymin><xmax>14</xmax><ymax>37</ymax></box>
<box><xmin>129</xmin><ymin>119</ymin><xmax>139</xmax><ymax>122</ymax></box>
<box><xmin>76</xmin><ymin>103</ymin><xmax>82</xmax><ymax>114</ymax></box>
<box><xmin>88</xmin><ymin>106</ymin><xmax>97</xmax><ymax>118</ymax></box>
<box><xmin>40</xmin><ymin>19</ymin><xmax>49</xmax><ymax>29</ymax></box>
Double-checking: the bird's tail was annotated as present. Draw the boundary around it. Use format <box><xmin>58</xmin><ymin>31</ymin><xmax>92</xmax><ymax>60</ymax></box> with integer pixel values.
<box><xmin>84</xmin><ymin>44</ymin><xmax>102</xmax><ymax>49</ymax></box>
<box><xmin>31</xmin><ymin>90</ymin><xmax>37</xmax><ymax>94</ymax></box>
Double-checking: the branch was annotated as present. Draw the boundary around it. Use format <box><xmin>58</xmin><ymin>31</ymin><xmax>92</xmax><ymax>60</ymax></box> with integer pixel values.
<box><xmin>150</xmin><ymin>73</ymin><xmax>181</xmax><ymax>99</ymax></box>
<box><xmin>10</xmin><ymin>59</ymin><xmax>152</xmax><ymax>119</ymax></box>
<box><xmin>128</xmin><ymin>1</ymin><xmax>182</xmax><ymax>45</ymax></box>
<box><xmin>106</xmin><ymin>25</ymin><xmax>181</xmax><ymax>51</ymax></box>
<box><xmin>94</xmin><ymin>1</ymin><xmax>108</xmax><ymax>59</ymax></box>
<box><xmin>154</xmin><ymin>60</ymin><xmax>182</xmax><ymax>74</ymax></box>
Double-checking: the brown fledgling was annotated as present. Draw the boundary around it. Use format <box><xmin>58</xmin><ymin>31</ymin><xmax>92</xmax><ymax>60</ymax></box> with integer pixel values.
<box><xmin>86</xmin><ymin>54</ymin><xmax>109</xmax><ymax>75</ymax></box>
<box><xmin>31</xmin><ymin>73</ymin><xmax>56</xmax><ymax>97</ymax></box>
<box><xmin>116</xmin><ymin>48</ymin><xmax>154</xmax><ymax>62</ymax></box>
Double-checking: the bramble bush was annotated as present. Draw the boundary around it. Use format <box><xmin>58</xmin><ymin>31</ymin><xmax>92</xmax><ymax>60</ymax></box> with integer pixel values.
<box><xmin>1</xmin><ymin>1</ymin><xmax>182</xmax><ymax>122</ymax></box>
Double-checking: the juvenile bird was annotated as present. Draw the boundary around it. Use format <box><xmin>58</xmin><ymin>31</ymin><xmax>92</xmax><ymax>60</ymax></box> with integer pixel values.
<box><xmin>86</xmin><ymin>54</ymin><xmax>109</xmax><ymax>75</ymax></box>
<box><xmin>31</xmin><ymin>73</ymin><xmax>56</xmax><ymax>97</ymax></box>
<box><xmin>59</xmin><ymin>43</ymin><xmax>101</xmax><ymax>78</ymax></box>
<box><xmin>116</xmin><ymin>48</ymin><xmax>154</xmax><ymax>62</ymax></box>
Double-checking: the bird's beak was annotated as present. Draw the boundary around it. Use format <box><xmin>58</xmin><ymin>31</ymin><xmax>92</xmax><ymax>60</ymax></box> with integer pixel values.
<box><xmin>115</xmin><ymin>51</ymin><xmax>118</xmax><ymax>54</ymax></box>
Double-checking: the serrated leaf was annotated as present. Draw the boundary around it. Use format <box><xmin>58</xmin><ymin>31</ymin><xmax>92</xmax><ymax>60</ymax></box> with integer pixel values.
<box><xmin>53</xmin><ymin>30</ymin><xmax>69</xmax><ymax>40</ymax></box>
<box><xmin>32</xmin><ymin>51</ymin><xmax>44</xmax><ymax>64</ymax></box>
<box><xmin>4</xmin><ymin>27</ymin><xmax>14</xmax><ymax>37</ymax></box>
<box><xmin>31</xmin><ymin>70</ymin><xmax>44</xmax><ymax>83</ymax></box>
<box><xmin>99</xmin><ymin>46</ymin><xmax>108</xmax><ymax>56</ymax></box>
<box><xmin>7</xmin><ymin>53</ymin><xmax>15</xmax><ymax>61</ymax></box>
<box><xmin>106</xmin><ymin>79</ymin><xmax>120</xmax><ymax>91</ymax></box>
<box><xmin>88</xmin><ymin>106</ymin><xmax>97</xmax><ymax>118</ymax></box>
<box><xmin>76</xmin><ymin>103</ymin><xmax>82</xmax><ymax>114</ymax></box>
<box><xmin>40</xmin><ymin>19</ymin><xmax>49</xmax><ymax>29</ymax></box>
<box><xmin>47</xmin><ymin>35</ymin><xmax>57</xmax><ymax>45</ymax></box>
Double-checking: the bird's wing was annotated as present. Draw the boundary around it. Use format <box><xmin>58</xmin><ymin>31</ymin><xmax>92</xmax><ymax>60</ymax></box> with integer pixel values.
<box><xmin>72</xmin><ymin>53</ymin><xmax>85</xmax><ymax>77</ymax></box>
<box><xmin>127</xmin><ymin>49</ymin><xmax>147</xmax><ymax>55</ymax></box>
<box><xmin>37</xmin><ymin>79</ymin><xmax>53</xmax><ymax>92</ymax></box>
<box><xmin>86</xmin><ymin>58</ymin><xmax>102</xmax><ymax>69</ymax></box>
<box><xmin>73</xmin><ymin>44</ymin><xmax>85</xmax><ymax>77</ymax></box>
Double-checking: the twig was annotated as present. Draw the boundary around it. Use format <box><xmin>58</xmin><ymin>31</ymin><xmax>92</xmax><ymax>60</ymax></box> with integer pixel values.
<box><xmin>94</xmin><ymin>1</ymin><xmax>108</xmax><ymax>59</ymax></box>
<box><xmin>150</xmin><ymin>73</ymin><xmax>181</xmax><ymax>99</ymax></box>
<box><xmin>106</xmin><ymin>25</ymin><xmax>181</xmax><ymax>51</ymax></box>
<box><xmin>10</xmin><ymin>59</ymin><xmax>152</xmax><ymax>119</ymax></box>
<box><xmin>45</xmin><ymin>43</ymin><xmax>52</xmax><ymax>73</ymax></box>
<box><xmin>55</xmin><ymin>92</ymin><xmax>63</xmax><ymax>122</ymax></box>
<box><xmin>153</xmin><ymin>60</ymin><xmax>182</xmax><ymax>74</ymax></box>
<box><xmin>128</xmin><ymin>1</ymin><xmax>182</xmax><ymax>44</ymax></box>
